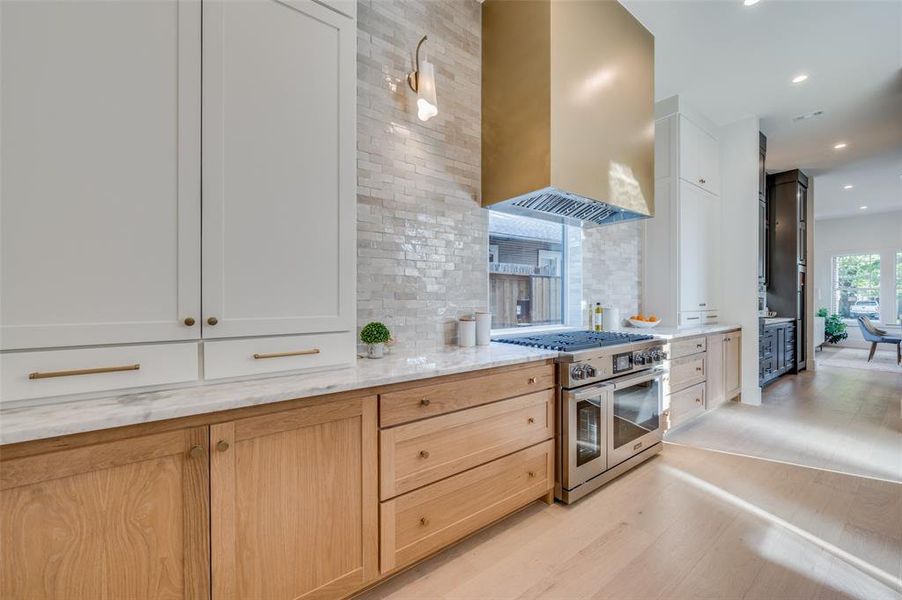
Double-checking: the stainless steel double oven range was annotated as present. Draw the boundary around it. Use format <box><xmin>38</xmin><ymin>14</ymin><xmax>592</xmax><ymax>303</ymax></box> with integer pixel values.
<box><xmin>495</xmin><ymin>331</ymin><xmax>667</xmax><ymax>504</ymax></box>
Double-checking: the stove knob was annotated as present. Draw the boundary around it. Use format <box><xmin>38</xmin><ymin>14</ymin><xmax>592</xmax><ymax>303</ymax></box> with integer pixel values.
<box><xmin>570</xmin><ymin>365</ymin><xmax>584</xmax><ymax>380</ymax></box>
<box><xmin>634</xmin><ymin>353</ymin><xmax>646</xmax><ymax>365</ymax></box>
<box><xmin>585</xmin><ymin>365</ymin><xmax>597</xmax><ymax>378</ymax></box>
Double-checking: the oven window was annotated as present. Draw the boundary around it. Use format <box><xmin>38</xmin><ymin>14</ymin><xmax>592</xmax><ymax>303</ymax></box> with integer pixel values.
<box><xmin>611</xmin><ymin>379</ymin><xmax>660</xmax><ymax>451</ymax></box>
<box><xmin>576</xmin><ymin>398</ymin><xmax>603</xmax><ymax>467</ymax></box>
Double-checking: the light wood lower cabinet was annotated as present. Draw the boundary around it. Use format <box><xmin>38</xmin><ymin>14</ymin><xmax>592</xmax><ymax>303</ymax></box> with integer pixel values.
<box><xmin>380</xmin><ymin>440</ymin><xmax>553</xmax><ymax>573</ymax></box>
<box><xmin>1</xmin><ymin>427</ymin><xmax>210</xmax><ymax>599</ymax></box>
<box><xmin>380</xmin><ymin>389</ymin><xmax>554</xmax><ymax>499</ymax></box>
<box><xmin>724</xmin><ymin>331</ymin><xmax>742</xmax><ymax>399</ymax></box>
<box><xmin>210</xmin><ymin>396</ymin><xmax>378</xmax><ymax>600</ymax></box>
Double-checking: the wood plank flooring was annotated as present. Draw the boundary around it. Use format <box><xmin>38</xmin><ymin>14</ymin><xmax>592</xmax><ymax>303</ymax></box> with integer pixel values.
<box><xmin>360</xmin><ymin>363</ymin><xmax>902</xmax><ymax>600</ymax></box>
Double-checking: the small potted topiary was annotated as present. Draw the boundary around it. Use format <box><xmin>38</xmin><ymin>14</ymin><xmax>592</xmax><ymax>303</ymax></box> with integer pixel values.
<box><xmin>360</xmin><ymin>321</ymin><xmax>391</xmax><ymax>358</ymax></box>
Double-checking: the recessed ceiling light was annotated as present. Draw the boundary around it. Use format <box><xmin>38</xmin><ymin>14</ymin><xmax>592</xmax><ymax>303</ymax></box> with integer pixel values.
<box><xmin>743</xmin><ymin>0</ymin><xmax>760</xmax><ymax>5</ymax></box>
<box><xmin>843</xmin><ymin>184</ymin><xmax>854</xmax><ymax>190</ymax></box>
<box><xmin>791</xmin><ymin>74</ymin><xmax>808</xmax><ymax>84</ymax></box>
<box><xmin>860</xmin><ymin>205</ymin><xmax>868</xmax><ymax>210</ymax></box>
<box><xmin>833</xmin><ymin>142</ymin><xmax>848</xmax><ymax>150</ymax></box>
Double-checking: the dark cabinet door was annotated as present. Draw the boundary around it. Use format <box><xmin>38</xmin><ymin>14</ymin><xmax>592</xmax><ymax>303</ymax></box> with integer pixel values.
<box><xmin>775</xmin><ymin>326</ymin><xmax>786</xmax><ymax>371</ymax></box>
<box><xmin>797</xmin><ymin>187</ymin><xmax>807</xmax><ymax>266</ymax></box>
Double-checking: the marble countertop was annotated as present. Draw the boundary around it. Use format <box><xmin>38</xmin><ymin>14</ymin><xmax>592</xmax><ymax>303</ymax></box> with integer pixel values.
<box><xmin>763</xmin><ymin>317</ymin><xmax>795</xmax><ymax>324</ymax></box>
<box><xmin>0</xmin><ymin>343</ymin><xmax>559</xmax><ymax>446</ymax></box>
<box><xmin>611</xmin><ymin>323</ymin><xmax>742</xmax><ymax>340</ymax></box>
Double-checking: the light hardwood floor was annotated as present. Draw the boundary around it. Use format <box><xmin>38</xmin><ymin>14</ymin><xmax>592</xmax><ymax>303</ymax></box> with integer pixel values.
<box><xmin>360</xmin><ymin>364</ymin><xmax>902</xmax><ymax>600</ymax></box>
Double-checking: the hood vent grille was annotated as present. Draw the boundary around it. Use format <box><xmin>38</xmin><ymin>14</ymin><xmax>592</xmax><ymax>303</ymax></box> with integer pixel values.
<box><xmin>492</xmin><ymin>187</ymin><xmax>649</xmax><ymax>228</ymax></box>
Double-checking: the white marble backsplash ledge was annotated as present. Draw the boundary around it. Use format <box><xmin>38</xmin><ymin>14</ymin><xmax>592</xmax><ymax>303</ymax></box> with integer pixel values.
<box><xmin>0</xmin><ymin>343</ymin><xmax>559</xmax><ymax>446</ymax></box>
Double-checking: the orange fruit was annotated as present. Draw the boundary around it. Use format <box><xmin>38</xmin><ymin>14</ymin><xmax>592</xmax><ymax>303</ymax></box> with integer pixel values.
<box><xmin>648</xmin><ymin>314</ymin><xmax>658</xmax><ymax>322</ymax></box>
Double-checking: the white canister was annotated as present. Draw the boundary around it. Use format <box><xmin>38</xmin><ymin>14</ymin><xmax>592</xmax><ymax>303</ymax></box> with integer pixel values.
<box><xmin>475</xmin><ymin>312</ymin><xmax>491</xmax><ymax>346</ymax></box>
<box><xmin>602</xmin><ymin>307</ymin><xmax>621</xmax><ymax>331</ymax></box>
<box><xmin>458</xmin><ymin>317</ymin><xmax>476</xmax><ymax>347</ymax></box>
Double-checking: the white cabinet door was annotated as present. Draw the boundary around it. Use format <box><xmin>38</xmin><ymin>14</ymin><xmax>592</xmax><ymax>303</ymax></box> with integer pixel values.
<box><xmin>1</xmin><ymin>0</ymin><xmax>201</xmax><ymax>350</ymax></box>
<box><xmin>202</xmin><ymin>0</ymin><xmax>356</xmax><ymax>339</ymax></box>
<box><xmin>678</xmin><ymin>116</ymin><xmax>719</xmax><ymax>195</ymax></box>
<box><xmin>678</xmin><ymin>116</ymin><xmax>699</xmax><ymax>189</ymax></box>
<box><xmin>697</xmin><ymin>187</ymin><xmax>720</xmax><ymax>311</ymax></box>
<box><xmin>678</xmin><ymin>182</ymin><xmax>702</xmax><ymax>312</ymax></box>
<box><xmin>699</xmin><ymin>129</ymin><xmax>720</xmax><ymax>195</ymax></box>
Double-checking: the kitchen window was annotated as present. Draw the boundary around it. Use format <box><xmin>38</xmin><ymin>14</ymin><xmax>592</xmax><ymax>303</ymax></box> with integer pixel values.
<box><xmin>832</xmin><ymin>254</ymin><xmax>881</xmax><ymax>322</ymax></box>
<box><xmin>489</xmin><ymin>212</ymin><xmax>577</xmax><ymax>331</ymax></box>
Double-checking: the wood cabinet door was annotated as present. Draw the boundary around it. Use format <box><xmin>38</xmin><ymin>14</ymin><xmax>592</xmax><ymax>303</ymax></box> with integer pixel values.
<box><xmin>0</xmin><ymin>0</ymin><xmax>201</xmax><ymax>350</ymax></box>
<box><xmin>725</xmin><ymin>331</ymin><xmax>742</xmax><ymax>397</ymax></box>
<box><xmin>210</xmin><ymin>396</ymin><xmax>378</xmax><ymax>600</ymax></box>
<box><xmin>698</xmin><ymin>187</ymin><xmax>721</xmax><ymax>311</ymax></box>
<box><xmin>705</xmin><ymin>334</ymin><xmax>725</xmax><ymax>409</ymax></box>
<box><xmin>201</xmin><ymin>0</ymin><xmax>356</xmax><ymax>339</ymax></box>
<box><xmin>1</xmin><ymin>428</ymin><xmax>210</xmax><ymax>599</ymax></box>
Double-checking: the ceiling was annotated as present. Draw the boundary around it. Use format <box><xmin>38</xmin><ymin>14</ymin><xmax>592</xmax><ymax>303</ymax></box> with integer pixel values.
<box><xmin>622</xmin><ymin>0</ymin><xmax>902</xmax><ymax>219</ymax></box>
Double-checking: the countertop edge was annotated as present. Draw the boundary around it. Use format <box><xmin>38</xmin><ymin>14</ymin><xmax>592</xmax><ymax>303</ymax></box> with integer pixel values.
<box><xmin>0</xmin><ymin>344</ymin><xmax>559</xmax><ymax>446</ymax></box>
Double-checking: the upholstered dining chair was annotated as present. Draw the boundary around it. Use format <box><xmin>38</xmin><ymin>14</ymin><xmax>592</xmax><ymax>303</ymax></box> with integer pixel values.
<box><xmin>857</xmin><ymin>316</ymin><xmax>901</xmax><ymax>364</ymax></box>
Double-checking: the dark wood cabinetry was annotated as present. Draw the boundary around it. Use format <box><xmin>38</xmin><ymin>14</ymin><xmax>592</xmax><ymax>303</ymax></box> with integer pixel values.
<box><xmin>766</xmin><ymin>169</ymin><xmax>809</xmax><ymax>373</ymax></box>
<box><xmin>759</xmin><ymin>319</ymin><xmax>795</xmax><ymax>386</ymax></box>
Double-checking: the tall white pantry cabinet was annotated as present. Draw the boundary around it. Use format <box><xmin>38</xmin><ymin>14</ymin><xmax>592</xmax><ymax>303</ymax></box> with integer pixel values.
<box><xmin>644</xmin><ymin>99</ymin><xmax>722</xmax><ymax>328</ymax></box>
<box><xmin>1</xmin><ymin>0</ymin><xmax>357</xmax><ymax>402</ymax></box>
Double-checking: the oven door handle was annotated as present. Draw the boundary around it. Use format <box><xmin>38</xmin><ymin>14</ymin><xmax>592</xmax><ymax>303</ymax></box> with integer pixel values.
<box><xmin>608</xmin><ymin>368</ymin><xmax>665</xmax><ymax>391</ymax></box>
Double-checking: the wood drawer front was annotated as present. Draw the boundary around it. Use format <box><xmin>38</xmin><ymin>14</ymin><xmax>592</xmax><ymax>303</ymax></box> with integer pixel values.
<box><xmin>379</xmin><ymin>362</ymin><xmax>554</xmax><ymax>428</ymax></box>
<box><xmin>668</xmin><ymin>382</ymin><xmax>706</xmax><ymax>429</ymax></box>
<box><xmin>664</xmin><ymin>353</ymin><xmax>706</xmax><ymax>396</ymax></box>
<box><xmin>668</xmin><ymin>336</ymin><xmax>707</xmax><ymax>359</ymax></box>
<box><xmin>379</xmin><ymin>389</ymin><xmax>554</xmax><ymax>500</ymax></box>
<box><xmin>1</xmin><ymin>342</ymin><xmax>199</xmax><ymax>402</ymax></box>
<box><xmin>380</xmin><ymin>440</ymin><xmax>553</xmax><ymax>573</ymax></box>
<box><xmin>202</xmin><ymin>331</ymin><xmax>353</xmax><ymax>380</ymax></box>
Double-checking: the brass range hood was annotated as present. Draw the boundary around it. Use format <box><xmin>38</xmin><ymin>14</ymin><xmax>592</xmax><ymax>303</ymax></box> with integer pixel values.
<box><xmin>481</xmin><ymin>0</ymin><xmax>654</xmax><ymax>227</ymax></box>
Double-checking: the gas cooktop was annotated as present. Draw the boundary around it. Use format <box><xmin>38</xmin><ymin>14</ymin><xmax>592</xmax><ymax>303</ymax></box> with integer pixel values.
<box><xmin>494</xmin><ymin>330</ymin><xmax>655</xmax><ymax>352</ymax></box>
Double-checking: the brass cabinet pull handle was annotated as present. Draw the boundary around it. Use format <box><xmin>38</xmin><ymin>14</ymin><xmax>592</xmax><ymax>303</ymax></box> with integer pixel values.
<box><xmin>686</xmin><ymin>317</ymin><xmax>700</xmax><ymax>321</ymax></box>
<box><xmin>184</xmin><ymin>317</ymin><xmax>196</xmax><ymax>326</ymax></box>
<box><xmin>419</xmin><ymin>517</ymin><xmax>429</xmax><ymax>526</ymax></box>
<box><xmin>253</xmin><ymin>349</ymin><xmax>320</xmax><ymax>359</ymax></box>
<box><xmin>695</xmin><ymin>397</ymin><xmax>702</xmax><ymax>404</ymax></box>
<box><xmin>420</xmin><ymin>398</ymin><xmax>431</xmax><ymax>406</ymax></box>
<box><xmin>419</xmin><ymin>450</ymin><xmax>430</xmax><ymax>459</ymax></box>
<box><xmin>696</xmin><ymin>343</ymin><xmax>703</xmax><ymax>348</ymax></box>
<box><xmin>29</xmin><ymin>364</ymin><xmax>140</xmax><ymax>380</ymax></box>
<box><xmin>216</xmin><ymin>440</ymin><xmax>230</xmax><ymax>452</ymax></box>
<box><xmin>528</xmin><ymin>377</ymin><xmax>537</xmax><ymax>384</ymax></box>
<box><xmin>528</xmin><ymin>471</ymin><xmax>536</xmax><ymax>478</ymax></box>
<box><xmin>696</xmin><ymin>367</ymin><xmax>702</xmax><ymax>372</ymax></box>
<box><xmin>527</xmin><ymin>417</ymin><xmax>535</xmax><ymax>424</ymax></box>
<box><xmin>207</xmin><ymin>317</ymin><xmax>218</xmax><ymax>326</ymax></box>
<box><xmin>189</xmin><ymin>445</ymin><xmax>204</xmax><ymax>459</ymax></box>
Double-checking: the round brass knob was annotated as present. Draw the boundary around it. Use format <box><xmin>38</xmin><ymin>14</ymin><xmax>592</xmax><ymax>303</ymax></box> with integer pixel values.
<box><xmin>184</xmin><ymin>317</ymin><xmax>196</xmax><ymax>326</ymax></box>
<box><xmin>420</xmin><ymin>398</ymin><xmax>431</xmax><ymax>406</ymax></box>
<box><xmin>528</xmin><ymin>377</ymin><xmax>537</xmax><ymax>384</ymax></box>
<box><xmin>216</xmin><ymin>440</ymin><xmax>230</xmax><ymax>452</ymax></box>
<box><xmin>419</xmin><ymin>517</ymin><xmax>429</xmax><ymax>526</ymax></box>
<box><xmin>189</xmin><ymin>445</ymin><xmax>204</xmax><ymax>458</ymax></box>
<box><xmin>207</xmin><ymin>317</ymin><xmax>219</xmax><ymax>326</ymax></box>
<box><xmin>419</xmin><ymin>450</ymin><xmax>430</xmax><ymax>459</ymax></box>
<box><xmin>527</xmin><ymin>417</ymin><xmax>535</xmax><ymax>424</ymax></box>
<box><xmin>528</xmin><ymin>471</ymin><xmax>536</xmax><ymax>478</ymax></box>
<box><xmin>695</xmin><ymin>397</ymin><xmax>702</xmax><ymax>404</ymax></box>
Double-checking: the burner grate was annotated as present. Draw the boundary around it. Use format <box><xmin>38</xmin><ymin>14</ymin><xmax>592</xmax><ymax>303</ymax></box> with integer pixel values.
<box><xmin>494</xmin><ymin>330</ymin><xmax>654</xmax><ymax>351</ymax></box>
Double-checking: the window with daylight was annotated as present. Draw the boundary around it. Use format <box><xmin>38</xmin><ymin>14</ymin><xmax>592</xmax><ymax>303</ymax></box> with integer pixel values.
<box><xmin>832</xmin><ymin>254</ymin><xmax>881</xmax><ymax>322</ymax></box>
<box><xmin>488</xmin><ymin>212</ymin><xmax>572</xmax><ymax>330</ymax></box>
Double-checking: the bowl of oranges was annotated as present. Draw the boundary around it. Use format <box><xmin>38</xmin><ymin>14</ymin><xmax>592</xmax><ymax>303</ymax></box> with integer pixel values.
<box><xmin>628</xmin><ymin>314</ymin><xmax>661</xmax><ymax>328</ymax></box>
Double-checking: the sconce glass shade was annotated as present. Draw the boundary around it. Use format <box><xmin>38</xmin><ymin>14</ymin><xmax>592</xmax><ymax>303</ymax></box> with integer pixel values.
<box><xmin>416</xmin><ymin>60</ymin><xmax>438</xmax><ymax>121</ymax></box>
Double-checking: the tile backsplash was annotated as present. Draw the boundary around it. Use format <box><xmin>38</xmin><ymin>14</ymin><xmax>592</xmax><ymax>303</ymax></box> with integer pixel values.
<box><xmin>356</xmin><ymin>0</ymin><xmax>642</xmax><ymax>349</ymax></box>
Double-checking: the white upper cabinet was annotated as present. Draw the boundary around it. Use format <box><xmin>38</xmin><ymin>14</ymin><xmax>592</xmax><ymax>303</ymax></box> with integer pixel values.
<box><xmin>201</xmin><ymin>0</ymin><xmax>356</xmax><ymax>340</ymax></box>
<box><xmin>0</xmin><ymin>0</ymin><xmax>201</xmax><ymax>350</ymax></box>
<box><xmin>678</xmin><ymin>116</ymin><xmax>720</xmax><ymax>196</ymax></box>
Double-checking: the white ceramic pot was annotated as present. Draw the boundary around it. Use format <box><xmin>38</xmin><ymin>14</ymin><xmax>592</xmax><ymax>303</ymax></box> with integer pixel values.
<box><xmin>367</xmin><ymin>342</ymin><xmax>385</xmax><ymax>359</ymax></box>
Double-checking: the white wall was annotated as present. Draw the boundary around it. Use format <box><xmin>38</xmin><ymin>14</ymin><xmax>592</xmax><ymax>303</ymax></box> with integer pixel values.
<box><xmin>719</xmin><ymin>117</ymin><xmax>762</xmax><ymax>405</ymax></box>
<box><xmin>813</xmin><ymin>210</ymin><xmax>902</xmax><ymax>348</ymax></box>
